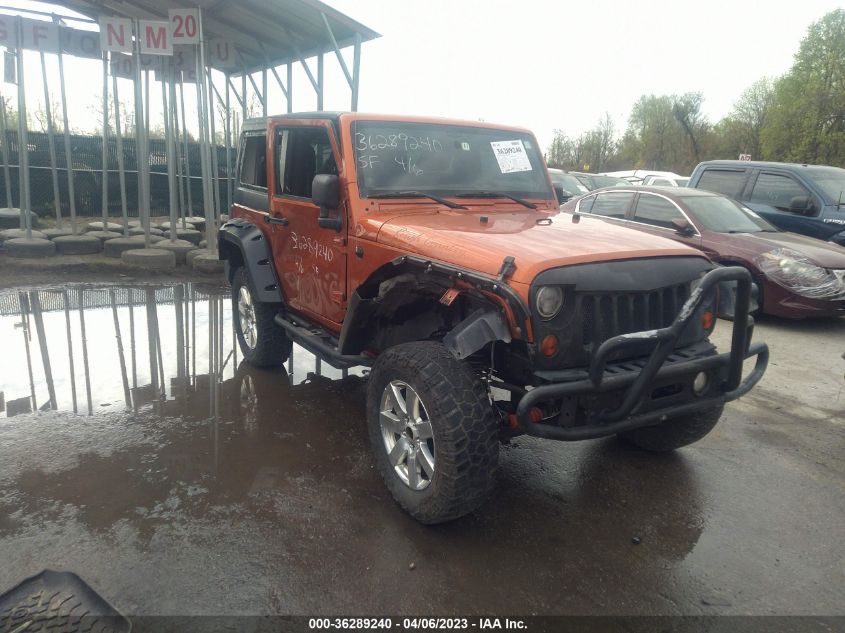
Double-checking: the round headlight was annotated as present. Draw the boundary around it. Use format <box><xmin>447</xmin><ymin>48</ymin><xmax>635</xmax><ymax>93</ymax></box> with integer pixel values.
<box><xmin>536</xmin><ymin>286</ymin><xmax>563</xmax><ymax>320</ymax></box>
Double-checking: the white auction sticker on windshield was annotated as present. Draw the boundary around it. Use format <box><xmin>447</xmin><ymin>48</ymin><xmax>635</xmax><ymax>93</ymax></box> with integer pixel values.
<box><xmin>490</xmin><ymin>140</ymin><xmax>532</xmax><ymax>173</ymax></box>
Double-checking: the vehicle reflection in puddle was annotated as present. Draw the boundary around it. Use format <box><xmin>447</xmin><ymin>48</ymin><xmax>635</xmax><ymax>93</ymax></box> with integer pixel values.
<box><xmin>0</xmin><ymin>283</ymin><xmax>365</xmax><ymax>418</ymax></box>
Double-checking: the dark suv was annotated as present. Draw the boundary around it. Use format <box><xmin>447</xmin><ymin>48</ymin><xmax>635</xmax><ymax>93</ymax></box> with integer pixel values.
<box><xmin>688</xmin><ymin>160</ymin><xmax>845</xmax><ymax>246</ymax></box>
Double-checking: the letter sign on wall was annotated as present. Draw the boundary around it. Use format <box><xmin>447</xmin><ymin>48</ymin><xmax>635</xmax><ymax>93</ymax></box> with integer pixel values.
<box><xmin>0</xmin><ymin>16</ymin><xmax>15</xmax><ymax>47</ymax></box>
<box><xmin>169</xmin><ymin>9</ymin><xmax>199</xmax><ymax>45</ymax></box>
<box><xmin>99</xmin><ymin>17</ymin><xmax>132</xmax><ymax>53</ymax></box>
<box><xmin>139</xmin><ymin>20</ymin><xmax>173</xmax><ymax>55</ymax></box>
<box><xmin>23</xmin><ymin>20</ymin><xmax>59</xmax><ymax>52</ymax></box>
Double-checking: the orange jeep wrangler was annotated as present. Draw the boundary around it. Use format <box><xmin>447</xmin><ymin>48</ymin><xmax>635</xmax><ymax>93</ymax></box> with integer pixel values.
<box><xmin>219</xmin><ymin>113</ymin><xmax>768</xmax><ymax>524</ymax></box>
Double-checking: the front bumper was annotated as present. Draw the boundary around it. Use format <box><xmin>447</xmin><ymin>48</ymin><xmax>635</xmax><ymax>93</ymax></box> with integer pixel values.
<box><xmin>516</xmin><ymin>267</ymin><xmax>769</xmax><ymax>440</ymax></box>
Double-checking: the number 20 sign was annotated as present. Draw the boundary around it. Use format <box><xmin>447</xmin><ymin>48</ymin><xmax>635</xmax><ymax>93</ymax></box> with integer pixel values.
<box><xmin>169</xmin><ymin>9</ymin><xmax>199</xmax><ymax>45</ymax></box>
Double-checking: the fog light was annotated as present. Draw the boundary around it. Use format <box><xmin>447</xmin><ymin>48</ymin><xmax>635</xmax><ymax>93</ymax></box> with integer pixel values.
<box><xmin>693</xmin><ymin>371</ymin><xmax>708</xmax><ymax>395</ymax></box>
<box><xmin>540</xmin><ymin>334</ymin><xmax>559</xmax><ymax>357</ymax></box>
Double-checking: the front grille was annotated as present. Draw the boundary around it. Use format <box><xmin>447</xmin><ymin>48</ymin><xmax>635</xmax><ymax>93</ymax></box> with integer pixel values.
<box><xmin>579</xmin><ymin>283</ymin><xmax>690</xmax><ymax>355</ymax></box>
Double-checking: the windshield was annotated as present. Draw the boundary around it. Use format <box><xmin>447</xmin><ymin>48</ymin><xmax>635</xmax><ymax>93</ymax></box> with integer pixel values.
<box><xmin>353</xmin><ymin>121</ymin><xmax>553</xmax><ymax>200</ymax></box>
<box><xmin>550</xmin><ymin>172</ymin><xmax>589</xmax><ymax>194</ymax></box>
<box><xmin>681</xmin><ymin>195</ymin><xmax>777</xmax><ymax>233</ymax></box>
<box><xmin>807</xmin><ymin>167</ymin><xmax>845</xmax><ymax>203</ymax></box>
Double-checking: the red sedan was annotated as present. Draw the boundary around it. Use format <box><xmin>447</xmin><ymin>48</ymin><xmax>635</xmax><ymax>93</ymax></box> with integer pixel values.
<box><xmin>561</xmin><ymin>186</ymin><xmax>845</xmax><ymax>318</ymax></box>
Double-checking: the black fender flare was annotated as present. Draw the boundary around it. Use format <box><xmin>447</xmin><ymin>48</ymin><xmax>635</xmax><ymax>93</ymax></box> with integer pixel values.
<box><xmin>217</xmin><ymin>219</ymin><xmax>283</xmax><ymax>304</ymax></box>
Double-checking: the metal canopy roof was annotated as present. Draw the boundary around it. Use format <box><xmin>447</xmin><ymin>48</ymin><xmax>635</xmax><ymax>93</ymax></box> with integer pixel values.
<box><xmin>52</xmin><ymin>0</ymin><xmax>380</xmax><ymax>75</ymax></box>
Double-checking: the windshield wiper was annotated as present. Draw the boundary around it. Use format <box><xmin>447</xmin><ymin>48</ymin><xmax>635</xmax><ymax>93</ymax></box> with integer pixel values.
<box><xmin>455</xmin><ymin>191</ymin><xmax>537</xmax><ymax>209</ymax></box>
<box><xmin>368</xmin><ymin>191</ymin><xmax>467</xmax><ymax>209</ymax></box>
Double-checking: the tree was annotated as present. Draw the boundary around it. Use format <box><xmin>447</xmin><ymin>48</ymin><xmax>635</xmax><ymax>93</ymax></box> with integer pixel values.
<box><xmin>725</xmin><ymin>77</ymin><xmax>775</xmax><ymax>160</ymax></box>
<box><xmin>545</xmin><ymin>114</ymin><xmax>618</xmax><ymax>172</ymax></box>
<box><xmin>762</xmin><ymin>9</ymin><xmax>845</xmax><ymax>164</ymax></box>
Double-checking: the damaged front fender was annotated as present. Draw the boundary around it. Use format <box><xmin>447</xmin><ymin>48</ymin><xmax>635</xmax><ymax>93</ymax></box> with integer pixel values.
<box><xmin>443</xmin><ymin>308</ymin><xmax>512</xmax><ymax>360</ymax></box>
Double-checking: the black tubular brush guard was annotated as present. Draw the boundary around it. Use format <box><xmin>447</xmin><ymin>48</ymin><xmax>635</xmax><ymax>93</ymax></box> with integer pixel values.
<box><xmin>515</xmin><ymin>266</ymin><xmax>769</xmax><ymax>440</ymax></box>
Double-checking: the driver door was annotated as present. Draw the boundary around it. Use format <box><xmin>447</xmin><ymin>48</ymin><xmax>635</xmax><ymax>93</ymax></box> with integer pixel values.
<box><xmin>268</xmin><ymin>120</ymin><xmax>347</xmax><ymax>326</ymax></box>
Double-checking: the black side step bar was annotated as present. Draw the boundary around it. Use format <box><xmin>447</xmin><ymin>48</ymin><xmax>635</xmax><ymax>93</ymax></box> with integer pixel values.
<box><xmin>274</xmin><ymin>314</ymin><xmax>373</xmax><ymax>369</ymax></box>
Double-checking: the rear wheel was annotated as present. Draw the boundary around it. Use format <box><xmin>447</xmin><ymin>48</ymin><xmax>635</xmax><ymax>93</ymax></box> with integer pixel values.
<box><xmin>366</xmin><ymin>342</ymin><xmax>499</xmax><ymax>524</ymax></box>
<box><xmin>619</xmin><ymin>404</ymin><xmax>724</xmax><ymax>452</ymax></box>
<box><xmin>232</xmin><ymin>267</ymin><xmax>292</xmax><ymax>367</ymax></box>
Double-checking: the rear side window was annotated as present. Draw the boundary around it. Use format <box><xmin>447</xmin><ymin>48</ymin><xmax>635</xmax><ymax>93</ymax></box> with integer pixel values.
<box><xmin>633</xmin><ymin>194</ymin><xmax>685</xmax><ymax>229</ymax></box>
<box><xmin>590</xmin><ymin>192</ymin><xmax>634</xmax><ymax>219</ymax></box>
<box><xmin>749</xmin><ymin>172</ymin><xmax>810</xmax><ymax>211</ymax></box>
<box><xmin>239</xmin><ymin>135</ymin><xmax>267</xmax><ymax>189</ymax></box>
<box><xmin>696</xmin><ymin>169</ymin><xmax>746</xmax><ymax>197</ymax></box>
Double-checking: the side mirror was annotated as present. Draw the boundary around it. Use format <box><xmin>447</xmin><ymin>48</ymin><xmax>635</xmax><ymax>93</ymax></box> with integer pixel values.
<box><xmin>789</xmin><ymin>195</ymin><xmax>814</xmax><ymax>215</ymax></box>
<box><xmin>312</xmin><ymin>174</ymin><xmax>342</xmax><ymax>231</ymax></box>
<box><xmin>671</xmin><ymin>218</ymin><xmax>696</xmax><ymax>236</ymax></box>
<box><xmin>554</xmin><ymin>186</ymin><xmax>572</xmax><ymax>204</ymax></box>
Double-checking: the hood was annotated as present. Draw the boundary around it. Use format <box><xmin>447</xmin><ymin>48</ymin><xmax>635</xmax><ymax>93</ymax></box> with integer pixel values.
<box><xmin>375</xmin><ymin>209</ymin><xmax>705</xmax><ymax>284</ymax></box>
<box><xmin>713</xmin><ymin>231</ymin><xmax>845</xmax><ymax>270</ymax></box>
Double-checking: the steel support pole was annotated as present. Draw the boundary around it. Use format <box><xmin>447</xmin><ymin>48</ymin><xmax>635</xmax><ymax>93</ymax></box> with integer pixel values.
<box><xmin>352</xmin><ymin>33</ymin><xmax>361</xmax><ymax>112</ymax></box>
<box><xmin>0</xmin><ymin>94</ymin><xmax>11</xmax><ymax>208</ymax></box>
<box><xmin>286</xmin><ymin>63</ymin><xmax>292</xmax><ymax>113</ymax></box>
<box><xmin>15</xmin><ymin>19</ymin><xmax>31</xmax><ymax>237</ymax></box>
<box><xmin>195</xmin><ymin>48</ymin><xmax>211</xmax><ymax>233</ymax></box>
<box><xmin>179</xmin><ymin>77</ymin><xmax>193</xmax><ymax>216</ymax></box>
<box><xmin>56</xmin><ymin>22</ymin><xmax>78</xmax><ymax>235</ymax></box>
<box><xmin>100</xmin><ymin>52</ymin><xmax>110</xmax><ymax>230</ymax></box>
<box><xmin>197</xmin><ymin>9</ymin><xmax>216</xmax><ymax>251</ymax></box>
<box><xmin>241</xmin><ymin>72</ymin><xmax>246</xmax><ymax>121</ymax></box>
<box><xmin>224</xmin><ymin>73</ymin><xmax>232</xmax><ymax>211</ymax></box>
<box><xmin>317</xmin><ymin>53</ymin><xmax>324</xmax><ymax>111</ymax></box>
<box><xmin>112</xmin><ymin>71</ymin><xmax>128</xmax><ymax>234</ymax></box>
<box><xmin>39</xmin><ymin>51</ymin><xmax>62</xmax><ymax>227</ymax></box>
<box><xmin>261</xmin><ymin>68</ymin><xmax>267</xmax><ymax>117</ymax></box>
<box><xmin>208</xmin><ymin>69</ymin><xmax>221</xmax><ymax>219</ymax></box>
<box><xmin>162</xmin><ymin>62</ymin><xmax>177</xmax><ymax>240</ymax></box>
<box><xmin>132</xmin><ymin>20</ymin><xmax>150</xmax><ymax>247</ymax></box>
<box><xmin>171</xmin><ymin>75</ymin><xmax>186</xmax><ymax>224</ymax></box>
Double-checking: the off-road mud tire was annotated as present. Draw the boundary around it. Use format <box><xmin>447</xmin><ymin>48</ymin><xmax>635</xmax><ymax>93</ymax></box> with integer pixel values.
<box><xmin>619</xmin><ymin>404</ymin><xmax>724</xmax><ymax>452</ymax></box>
<box><xmin>232</xmin><ymin>266</ymin><xmax>292</xmax><ymax>367</ymax></box>
<box><xmin>367</xmin><ymin>341</ymin><xmax>498</xmax><ymax>524</ymax></box>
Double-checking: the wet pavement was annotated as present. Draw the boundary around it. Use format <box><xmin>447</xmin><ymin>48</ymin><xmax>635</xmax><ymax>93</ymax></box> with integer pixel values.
<box><xmin>0</xmin><ymin>281</ymin><xmax>843</xmax><ymax>616</ymax></box>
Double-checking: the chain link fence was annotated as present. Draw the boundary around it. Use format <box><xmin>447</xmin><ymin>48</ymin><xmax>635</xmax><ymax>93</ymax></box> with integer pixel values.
<box><xmin>0</xmin><ymin>130</ymin><xmax>233</xmax><ymax>218</ymax></box>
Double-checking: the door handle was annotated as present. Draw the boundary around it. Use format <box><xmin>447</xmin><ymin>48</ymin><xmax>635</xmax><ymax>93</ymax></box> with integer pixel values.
<box><xmin>264</xmin><ymin>214</ymin><xmax>289</xmax><ymax>227</ymax></box>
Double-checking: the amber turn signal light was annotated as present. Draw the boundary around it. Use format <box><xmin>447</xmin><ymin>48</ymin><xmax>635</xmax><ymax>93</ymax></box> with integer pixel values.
<box><xmin>701</xmin><ymin>310</ymin><xmax>715</xmax><ymax>332</ymax></box>
<box><xmin>540</xmin><ymin>334</ymin><xmax>558</xmax><ymax>357</ymax></box>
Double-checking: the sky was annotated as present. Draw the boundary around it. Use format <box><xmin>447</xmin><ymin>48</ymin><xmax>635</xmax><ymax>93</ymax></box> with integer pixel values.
<box><xmin>0</xmin><ymin>0</ymin><xmax>842</xmax><ymax>154</ymax></box>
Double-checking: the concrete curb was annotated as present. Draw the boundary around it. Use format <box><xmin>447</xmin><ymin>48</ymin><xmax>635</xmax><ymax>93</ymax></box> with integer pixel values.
<box><xmin>53</xmin><ymin>234</ymin><xmax>103</xmax><ymax>255</ymax></box>
<box><xmin>121</xmin><ymin>248</ymin><xmax>177</xmax><ymax>270</ymax></box>
<box><xmin>5</xmin><ymin>237</ymin><xmax>57</xmax><ymax>258</ymax></box>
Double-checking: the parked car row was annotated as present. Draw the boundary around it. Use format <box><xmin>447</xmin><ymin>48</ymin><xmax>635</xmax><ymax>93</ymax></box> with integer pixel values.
<box><xmin>603</xmin><ymin>170</ymin><xmax>690</xmax><ymax>187</ymax></box>
<box><xmin>560</xmin><ymin>184</ymin><xmax>845</xmax><ymax>319</ymax></box>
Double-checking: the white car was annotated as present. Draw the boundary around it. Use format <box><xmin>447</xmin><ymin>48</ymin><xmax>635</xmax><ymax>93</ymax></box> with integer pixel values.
<box><xmin>603</xmin><ymin>170</ymin><xmax>689</xmax><ymax>187</ymax></box>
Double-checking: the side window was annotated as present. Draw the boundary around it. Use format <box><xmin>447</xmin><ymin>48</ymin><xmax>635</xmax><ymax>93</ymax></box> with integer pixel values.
<box><xmin>239</xmin><ymin>134</ymin><xmax>267</xmax><ymax>189</ymax></box>
<box><xmin>696</xmin><ymin>169</ymin><xmax>746</xmax><ymax>197</ymax></box>
<box><xmin>749</xmin><ymin>172</ymin><xmax>810</xmax><ymax>211</ymax></box>
<box><xmin>276</xmin><ymin>126</ymin><xmax>337</xmax><ymax>199</ymax></box>
<box><xmin>651</xmin><ymin>178</ymin><xmax>671</xmax><ymax>186</ymax></box>
<box><xmin>633</xmin><ymin>194</ymin><xmax>685</xmax><ymax>229</ymax></box>
<box><xmin>578</xmin><ymin>195</ymin><xmax>596</xmax><ymax>213</ymax></box>
<box><xmin>590</xmin><ymin>192</ymin><xmax>634</xmax><ymax>219</ymax></box>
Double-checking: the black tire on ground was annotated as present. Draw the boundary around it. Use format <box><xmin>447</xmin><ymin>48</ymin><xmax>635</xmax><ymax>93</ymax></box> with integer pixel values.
<box><xmin>232</xmin><ymin>266</ymin><xmax>291</xmax><ymax>367</ymax></box>
<box><xmin>618</xmin><ymin>404</ymin><xmax>724</xmax><ymax>452</ymax></box>
<box><xmin>366</xmin><ymin>341</ymin><xmax>499</xmax><ymax>524</ymax></box>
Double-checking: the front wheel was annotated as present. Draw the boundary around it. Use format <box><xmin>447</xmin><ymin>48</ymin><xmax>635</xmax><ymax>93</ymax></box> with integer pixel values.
<box><xmin>232</xmin><ymin>267</ymin><xmax>292</xmax><ymax>367</ymax></box>
<box><xmin>366</xmin><ymin>342</ymin><xmax>499</xmax><ymax>524</ymax></box>
<box><xmin>618</xmin><ymin>404</ymin><xmax>724</xmax><ymax>452</ymax></box>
